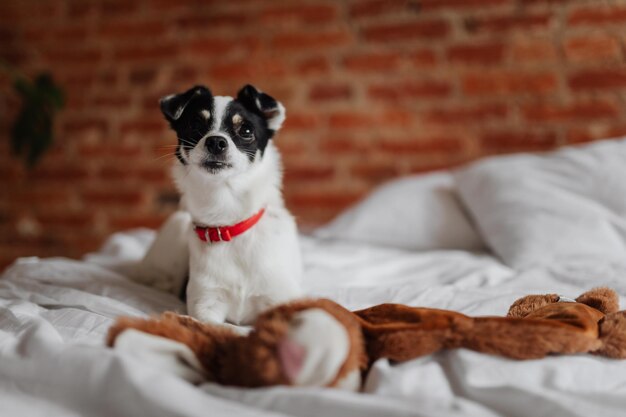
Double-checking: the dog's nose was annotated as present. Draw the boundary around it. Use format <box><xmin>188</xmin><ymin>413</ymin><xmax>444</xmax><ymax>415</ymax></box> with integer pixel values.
<box><xmin>205</xmin><ymin>136</ymin><xmax>228</xmax><ymax>155</ymax></box>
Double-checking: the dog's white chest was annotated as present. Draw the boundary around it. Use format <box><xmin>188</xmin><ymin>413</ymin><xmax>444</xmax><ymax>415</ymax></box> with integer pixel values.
<box><xmin>186</xmin><ymin>215</ymin><xmax>302</xmax><ymax>324</ymax></box>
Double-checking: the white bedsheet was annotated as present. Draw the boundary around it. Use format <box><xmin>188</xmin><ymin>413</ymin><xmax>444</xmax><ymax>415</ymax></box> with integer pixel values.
<box><xmin>2</xmin><ymin>229</ymin><xmax>626</xmax><ymax>417</ymax></box>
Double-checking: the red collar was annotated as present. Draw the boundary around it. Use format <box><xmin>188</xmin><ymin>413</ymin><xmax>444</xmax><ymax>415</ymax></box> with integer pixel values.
<box><xmin>193</xmin><ymin>208</ymin><xmax>266</xmax><ymax>243</ymax></box>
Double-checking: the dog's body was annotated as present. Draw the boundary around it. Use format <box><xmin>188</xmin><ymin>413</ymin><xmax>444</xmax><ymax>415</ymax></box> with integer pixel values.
<box><xmin>132</xmin><ymin>85</ymin><xmax>302</xmax><ymax>325</ymax></box>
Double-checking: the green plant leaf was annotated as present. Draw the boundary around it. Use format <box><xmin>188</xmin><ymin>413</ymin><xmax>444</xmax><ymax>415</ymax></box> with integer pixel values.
<box><xmin>10</xmin><ymin>72</ymin><xmax>65</xmax><ymax>168</ymax></box>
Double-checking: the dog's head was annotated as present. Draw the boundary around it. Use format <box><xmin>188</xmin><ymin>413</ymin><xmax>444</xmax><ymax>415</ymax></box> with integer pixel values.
<box><xmin>160</xmin><ymin>84</ymin><xmax>285</xmax><ymax>178</ymax></box>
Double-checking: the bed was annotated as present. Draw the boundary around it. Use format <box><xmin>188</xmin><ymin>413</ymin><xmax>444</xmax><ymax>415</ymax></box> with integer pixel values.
<box><xmin>2</xmin><ymin>138</ymin><xmax>626</xmax><ymax>417</ymax></box>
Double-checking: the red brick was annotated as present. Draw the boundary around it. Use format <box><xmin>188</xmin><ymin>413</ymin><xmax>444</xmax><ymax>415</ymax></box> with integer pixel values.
<box><xmin>14</xmin><ymin>189</ymin><xmax>74</xmax><ymax>206</ymax></box>
<box><xmin>288</xmin><ymin>191</ymin><xmax>364</xmax><ymax>209</ymax></box>
<box><xmin>563</xmin><ymin>35</ymin><xmax>621</xmax><ymax>62</ymax></box>
<box><xmin>379</xmin><ymin>137</ymin><xmax>464</xmax><ymax>153</ymax></box>
<box><xmin>67</xmin><ymin>1</ymin><xmax>95</xmax><ymax>18</ymax></box>
<box><xmin>260</xmin><ymin>5</ymin><xmax>337</xmax><ymax>24</ymax></box>
<box><xmin>61</xmin><ymin>118</ymin><xmax>108</xmax><ymax>135</ymax></box>
<box><xmin>146</xmin><ymin>0</ymin><xmax>189</xmax><ymax>12</ymax></box>
<box><xmin>351</xmin><ymin>163</ymin><xmax>400</xmax><ymax>182</ymax></box>
<box><xmin>409</xmin><ymin>49</ymin><xmax>438</xmax><ymax>67</ymax></box>
<box><xmin>511</xmin><ymin>39</ymin><xmax>557</xmax><ymax>62</ymax></box>
<box><xmin>142</xmin><ymin>94</ymin><xmax>166</xmax><ymax>111</ymax></box>
<box><xmin>328</xmin><ymin>113</ymin><xmax>373</xmax><ymax>129</ymax></box>
<box><xmin>82</xmin><ymin>190</ymin><xmax>146</xmax><ymax>206</ymax></box>
<box><xmin>169</xmin><ymin>66</ymin><xmax>199</xmax><ymax>84</ymax></box>
<box><xmin>274</xmin><ymin>140</ymin><xmax>302</xmax><ymax>156</ymax></box>
<box><xmin>462</xmin><ymin>71</ymin><xmax>557</xmax><ymax>96</ymax></box>
<box><xmin>0</xmin><ymin>28</ymin><xmax>14</xmax><ymax>43</ymax></box>
<box><xmin>271</xmin><ymin>30</ymin><xmax>352</xmax><ymax>50</ymax></box>
<box><xmin>138</xmin><ymin>168</ymin><xmax>169</xmax><ymax>184</ymax></box>
<box><xmin>447</xmin><ymin>43</ymin><xmax>505</xmax><ymax>64</ymax></box>
<box><xmin>0</xmin><ymin>257</ymin><xmax>15</xmax><ymax>272</ymax></box>
<box><xmin>409</xmin><ymin>161</ymin><xmax>464</xmax><ymax>174</ymax></box>
<box><xmin>566</xmin><ymin>124</ymin><xmax>626</xmax><ymax>144</ymax></box>
<box><xmin>0</xmin><ymin>165</ymin><xmax>22</xmax><ymax>181</ymax></box>
<box><xmin>568</xmin><ymin>6</ymin><xmax>626</xmax><ymax>26</ymax></box>
<box><xmin>349</xmin><ymin>0</ymin><xmax>406</xmax><ymax>18</ymax></box>
<box><xmin>363</xmin><ymin>20</ymin><xmax>450</xmax><ymax>42</ymax></box>
<box><xmin>78</xmin><ymin>144</ymin><xmax>143</xmax><ymax>158</ymax></box>
<box><xmin>1</xmin><ymin>2</ymin><xmax>60</xmax><ymax>21</ymax></box>
<box><xmin>98</xmin><ymin>70</ymin><xmax>118</xmax><ymax>85</ymax></box>
<box><xmin>58</xmin><ymin>72</ymin><xmax>98</xmax><ymax>89</ymax></box>
<box><xmin>99</xmin><ymin>0</ymin><xmax>139</xmax><ymax>18</ymax></box>
<box><xmin>38</xmin><ymin>213</ymin><xmax>93</xmax><ymax>228</ymax></box>
<box><xmin>33</xmin><ymin>166</ymin><xmax>89</xmax><ymax>182</ymax></box>
<box><xmin>521</xmin><ymin>100</ymin><xmax>620</xmax><ymax>123</ymax></box>
<box><xmin>129</xmin><ymin>68</ymin><xmax>157</xmax><ymax>85</ymax></box>
<box><xmin>45</xmin><ymin>48</ymin><xmax>102</xmax><ymax>65</ymax></box>
<box><xmin>465</xmin><ymin>13</ymin><xmax>552</xmax><ymax>33</ymax></box>
<box><xmin>52</xmin><ymin>26</ymin><xmax>89</xmax><ymax>42</ymax></box>
<box><xmin>328</xmin><ymin>111</ymin><xmax>414</xmax><ymax>129</ymax></box>
<box><xmin>424</xmin><ymin>103</ymin><xmax>508</xmax><ymax>124</ymax></box>
<box><xmin>114</xmin><ymin>44</ymin><xmax>178</xmax><ymax>61</ymax></box>
<box><xmin>565</xmin><ymin>122</ymin><xmax>626</xmax><ymax>144</ymax></box>
<box><xmin>296</xmin><ymin>56</ymin><xmax>331</xmax><ymax>75</ymax></box>
<box><xmin>22</xmin><ymin>28</ymin><xmax>44</xmax><ymax>42</ymax></box>
<box><xmin>521</xmin><ymin>0</ymin><xmax>570</xmax><ymax>3</ymax></box>
<box><xmin>183</xmin><ymin>36</ymin><xmax>261</xmax><ymax>58</ymax></box>
<box><xmin>350</xmin><ymin>0</ymin><xmax>508</xmax><ymax>17</ymax></box>
<box><xmin>282</xmin><ymin>113</ymin><xmax>323</xmax><ymax>131</ymax></box>
<box><xmin>120</xmin><ymin>120</ymin><xmax>165</xmax><ymax>135</ymax></box>
<box><xmin>343</xmin><ymin>52</ymin><xmax>401</xmax><ymax>73</ymax></box>
<box><xmin>284</xmin><ymin>164</ymin><xmax>335</xmax><ymax>181</ymax></box>
<box><xmin>177</xmin><ymin>12</ymin><xmax>253</xmax><ymax>31</ymax></box>
<box><xmin>91</xmin><ymin>95</ymin><xmax>132</xmax><ymax>108</ymax></box>
<box><xmin>418</xmin><ymin>0</ymin><xmax>510</xmax><ymax>11</ymax></box>
<box><xmin>319</xmin><ymin>136</ymin><xmax>366</xmax><ymax>154</ymax></box>
<box><xmin>100</xmin><ymin>21</ymin><xmax>166</xmax><ymax>39</ymax></box>
<box><xmin>309</xmin><ymin>84</ymin><xmax>352</xmax><ymax>101</ymax></box>
<box><xmin>481</xmin><ymin>130</ymin><xmax>559</xmax><ymax>151</ymax></box>
<box><xmin>98</xmin><ymin>167</ymin><xmax>127</xmax><ymax>181</ymax></box>
<box><xmin>99</xmin><ymin>165</ymin><xmax>168</xmax><ymax>185</ymax></box>
<box><xmin>368</xmin><ymin>80</ymin><xmax>452</xmax><ymax>101</ymax></box>
<box><xmin>569</xmin><ymin>68</ymin><xmax>626</xmax><ymax>90</ymax></box>
<box><xmin>209</xmin><ymin>59</ymin><xmax>288</xmax><ymax>80</ymax></box>
<box><xmin>380</xmin><ymin>111</ymin><xmax>414</xmax><ymax>127</ymax></box>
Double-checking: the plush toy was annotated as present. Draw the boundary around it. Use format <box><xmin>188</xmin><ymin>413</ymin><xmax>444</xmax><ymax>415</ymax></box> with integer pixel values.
<box><xmin>107</xmin><ymin>287</ymin><xmax>626</xmax><ymax>390</ymax></box>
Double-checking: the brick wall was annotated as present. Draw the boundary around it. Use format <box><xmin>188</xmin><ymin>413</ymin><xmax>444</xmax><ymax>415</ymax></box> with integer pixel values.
<box><xmin>2</xmin><ymin>0</ymin><xmax>626</xmax><ymax>269</ymax></box>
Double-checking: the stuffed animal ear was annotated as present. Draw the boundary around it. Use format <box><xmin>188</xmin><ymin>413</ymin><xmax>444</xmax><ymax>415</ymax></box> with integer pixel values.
<box><xmin>236</xmin><ymin>84</ymin><xmax>286</xmax><ymax>132</ymax></box>
<box><xmin>576</xmin><ymin>287</ymin><xmax>620</xmax><ymax>314</ymax></box>
<box><xmin>507</xmin><ymin>294</ymin><xmax>560</xmax><ymax>318</ymax></box>
<box><xmin>160</xmin><ymin>85</ymin><xmax>211</xmax><ymax>123</ymax></box>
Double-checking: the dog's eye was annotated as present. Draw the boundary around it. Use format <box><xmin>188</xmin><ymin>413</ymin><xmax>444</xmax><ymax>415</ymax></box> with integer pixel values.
<box><xmin>238</xmin><ymin>122</ymin><xmax>255</xmax><ymax>140</ymax></box>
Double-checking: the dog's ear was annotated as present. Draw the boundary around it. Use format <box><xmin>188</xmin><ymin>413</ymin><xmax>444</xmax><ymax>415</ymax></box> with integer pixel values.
<box><xmin>236</xmin><ymin>84</ymin><xmax>286</xmax><ymax>132</ymax></box>
<box><xmin>160</xmin><ymin>85</ymin><xmax>211</xmax><ymax>123</ymax></box>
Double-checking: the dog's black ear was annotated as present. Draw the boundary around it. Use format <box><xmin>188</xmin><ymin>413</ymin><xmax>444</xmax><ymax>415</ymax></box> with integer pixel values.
<box><xmin>160</xmin><ymin>85</ymin><xmax>211</xmax><ymax>123</ymax></box>
<box><xmin>236</xmin><ymin>84</ymin><xmax>286</xmax><ymax>132</ymax></box>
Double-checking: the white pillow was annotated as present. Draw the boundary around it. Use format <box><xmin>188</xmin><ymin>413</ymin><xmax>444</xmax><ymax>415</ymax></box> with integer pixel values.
<box><xmin>454</xmin><ymin>138</ymin><xmax>626</xmax><ymax>269</ymax></box>
<box><xmin>313</xmin><ymin>172</ymin><xmax>485</xmax><ymax>251</ymax></box>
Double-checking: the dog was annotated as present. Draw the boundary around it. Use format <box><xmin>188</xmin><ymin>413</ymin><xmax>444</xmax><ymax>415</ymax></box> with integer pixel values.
<box><xmin>131</xmin><ymin>84</ymin><xmax>303</xmax><ymax>326</ymax></box>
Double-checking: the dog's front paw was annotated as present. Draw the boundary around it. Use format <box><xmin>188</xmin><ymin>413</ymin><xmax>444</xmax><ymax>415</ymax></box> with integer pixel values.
<box><xmin>187</xmin><ymin>305</ymin><xmax>251</xmax><ymax>336</ymax></box>
<box><xmin>277</xmin><ymin>308</ymin><xmax>353</xmax><ymax>388</ymax></box>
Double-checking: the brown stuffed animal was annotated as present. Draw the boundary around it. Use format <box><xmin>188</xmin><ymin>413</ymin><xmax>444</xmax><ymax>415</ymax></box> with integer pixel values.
<box><xmin>107</xmin><ymin>287</ymin><xmax>626</xmax><ymax>390</ymax></box>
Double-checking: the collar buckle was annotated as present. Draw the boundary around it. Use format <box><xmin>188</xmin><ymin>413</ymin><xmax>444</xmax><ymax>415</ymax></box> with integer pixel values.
<box><xmin>194</xmin><ymin>208</ymin><xmax>265</xmax><ymax>244</ymax></box>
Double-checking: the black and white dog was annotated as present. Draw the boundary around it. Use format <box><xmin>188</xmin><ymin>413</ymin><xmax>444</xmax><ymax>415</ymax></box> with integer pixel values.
<box><xmin>132</xmin><ymin>85</ymin><xmax>303</xmax><ymax>325</ymax></box>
